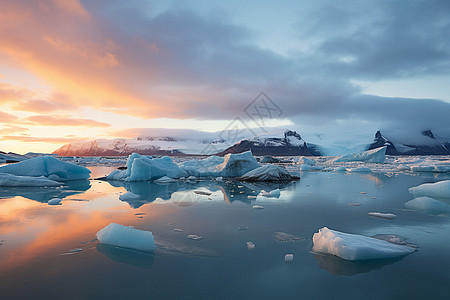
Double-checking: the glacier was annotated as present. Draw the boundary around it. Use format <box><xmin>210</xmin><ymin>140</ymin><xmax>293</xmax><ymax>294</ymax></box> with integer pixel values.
<box><xmin>312</xmin><ymin>227</ymin><xmax>416</xmax><ymax>261</ymax></box>
<box><xmin>96</xmin><ymin>223</ymin><xmax>156</xmax><ymax>252</ymax></box>
<box><xmin>333</xmin><ymin>146</ymin><xmax>386</xmax><ymax>164</ymax></box>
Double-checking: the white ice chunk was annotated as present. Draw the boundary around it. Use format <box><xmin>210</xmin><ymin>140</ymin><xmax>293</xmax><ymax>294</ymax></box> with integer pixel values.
<box><xmin>0</xmin><ymin>156</ymin><xmax>90</xmax><ymax>181</ymax></box>
<box><xmin>408</xmin><ymin>180</ymin><xmax>450</xmax><ymax>199</ymax></box>
<box><xmin>348</xmin><ymin>167</ymin><xmax>372</xmax><ymax>173</ymax></box>
<box><xmin>334</xmin><ymin>146</ymin><xmax>386</xmax><ymax>163</ymax></box>
<box><xmin>240</xmin><ymin>165</ymin><xmax>294</xmax><ymax>181</ymax></box>
<box><xmin>405</xmin><ymin>197</ymin><xmax>450</xmax><ymax>214</ymax></box>
<box><xmin>284</xmin><ymin>253</ymin><xmax>294</xmax><ymax>263</ymax></box>
<box><xmin>259</xmin><ymin>189</ymin><xmax>281</xmax><ymax>198</ymax></box>
<box><xmin>312</xmin><ymin>227</ymin><xmax>416</xmax><ymax>261</ymax></box>
<box><xmin>252</xmin><ymin>205</ymin><xmax>264</xmax><ymax>209</ymax></box>
<box><xmin>119</xmin><ymin>192</ymin><xmax>140</xmax><ymax>201</ymax></box>
<box><xmin>215</xmin><ymin>177</ymin><xmax>223</xmax><ymax>181</ymax></box>
<box><xmin>48</xmin><ymin>198</ymin><xmax>62</xmax><ymax>205</ymax></box>
<box><xmin>0</xmin><ymin>173</ymin><xmax>61</xmax><ymax>187</ymax></box>
<box><xmin>246</xmin><ymin>241</ymin><xmax>256</xmax><ymax>250</ymax></box>
<box><xmin>96</xmin><ymin>223</ymin><xmax>156</xmax><ymax>252</ymax></box>
<box><xmin>187</xmin><ymin>234</ymin><xmax>203</xmax><ymax>241</ymax></box>
<box><xmin>368</xmin><ymin>212</ymin><xmax>398</xmax><ymax>220</ymax></box>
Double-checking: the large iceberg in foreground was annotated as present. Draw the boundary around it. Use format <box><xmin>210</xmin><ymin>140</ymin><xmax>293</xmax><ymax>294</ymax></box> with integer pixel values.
<box><xmin>312</xmin><ymin>227</ymin><xmax>416</xmax><ymax>261</ymax></box>
<box><xmin>180</xmin><ymin>151</ymin><xmax>260</xmax><ymax>177</ymax></box>
<box><xmin>408</xmin><ymin>180</ymin><xmax>450</xmax><ymax>199</ymax></box>
<box><xmin>0</xmin><ymin>173</ymin><xmax>61</xmax><ymax>187</ymax></box>
<box><xmin>0</xmin><ymin>156</ymin><xmax>90</xmax><ymax>181</ymax></box>
<box><xmin>96</xmin><ymin>223</ymin><xmax>156</xmax><ymax>252</ymax></box>
<box><xmin>240</xmin><ymin>165</ymin><xmax>296</xmax><ymax>181</ymax></box>
<box><xmin>334</xmin><ymin>146</ymin><xmax>386</xmax><ymax>163</ymax></box>
<box><xmin>107</xmin><ymin>153</ymin><xmax>187</xmax><ymax>181</ymax></box>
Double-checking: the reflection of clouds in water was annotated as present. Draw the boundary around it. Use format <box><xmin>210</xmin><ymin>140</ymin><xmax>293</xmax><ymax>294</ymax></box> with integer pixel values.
<box><xmin>314</xmin><ymin>253</ymin><xmax>404</xmax><ymax>276</ymax></box>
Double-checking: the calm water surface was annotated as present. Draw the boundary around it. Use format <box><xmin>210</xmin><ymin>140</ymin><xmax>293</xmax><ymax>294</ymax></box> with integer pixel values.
<box><xmin>1</xmin><ymin>166</ymin><xmax>449</xmax><ymax>299</ymax></box>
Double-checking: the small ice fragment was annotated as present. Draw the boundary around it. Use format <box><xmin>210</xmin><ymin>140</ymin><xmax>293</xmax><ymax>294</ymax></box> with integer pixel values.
<box><xmin>371</xmin><ymin>197</ymin><xmax>377</xmax><ymax>199</ymax></box>
<box><xmin>348</xmin><ymin>203</ymin><xmax>361</xmax><ymax>206</ymax></box>
<box><xmin>187</xmin><ymin>176</ymin><xmax>197</xmax><ymax>181</ymax></box>
<box><xmin>247</xmin><ymin>195</ymin><xmax>257</xmax><ymax>199</ymax></box>
<box><xmin>259</xmin><ymin>189</ymin><xmax>281</xmax><ymax>198</ymax></box>
<box><xmin>154</xmin><ymin>176</ymin><xmax>177</xmax><ymax>183</ymax></box>
<box><xmin>246</xmin><ymin>241</ymin><xmax>256</xmax><ymax>250</ymax></box>
<box><xmin>187</xmin><ymin>234</ymin><xmax>203</xmax><ymax>241</ymax></box>
<box><xmin>252</xmin><ymin>205</ymin><xmax>264</xmax><ymax>209</ymax></box>
<box><xmin>368</xmin><ymin>212</ymin><xmax>398</xmax><ymax>220</ymax></box>
<box><xmin>359</xmin><ymin>192</ymin><xmax>367</xmax><ymax>194</ymax></box>
<box><xmin>69</xmin><ymin>248</ymin><xmax>83</xmax><ymax>253</ymax></box>
<box><xmin>216</xmin><ymin>177</ymin><xmax>223</xmax><ymax>181</ymax></box>
<box><xmin>284</xmin><ymin>254</ymin><xmax>294</xmax><ymax>263</ymax></box>
<box><xmin>48</xmin><ymin>198</ymin><xmax>62</xmax><ymax>205</ymax></box>
<box><xmin>96</xmin><ymin>223</ymin><xmax>156</xmax><ymax>252</ymax></box>
<box><xmin>134</xmin><ymin>213</ymin><xmax>146</xmax><ymax>216</ymax></box>
<box><xmin>238</xmin><ymin>226</ymin><xmax>248</xmax><ymax>231</ymax></box>
<box><xmin>119</xmin><ymin>192</ymin><xmax>140</xmax><ymax>201</ymax></box>
<box><xmin>173</xmin><ymin>228</ymin><xmax>183</xmax><ymax>232</ymax></box>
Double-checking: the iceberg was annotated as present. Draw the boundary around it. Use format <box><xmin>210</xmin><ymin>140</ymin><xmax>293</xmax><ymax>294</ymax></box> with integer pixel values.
<box><xmin>0</xmin><ymin>156</ymin><xmax>90</xmax><ymax>181</ymax></box>
<box><xmin>408</xmin><ymin>180</ymin><xmax>450</xmax><ymax>199</ymax></box>
<box><xmin>0</xmin><ymin>173</ymin><xmax>61</xmax><ymax>187</ymax></box>
<box><xmin>284</xmin><ymin>253</ymin><xmax>294</xmax><ymax>263</ymax></box>
<box><xmin>405</xmin><ymin>197</ymin><xmax>450</xmax><ymax>214</ymax></box>
<box><xmin>180</xmin><ymin>151</ymin><xmax>259</xmax><ymax>177</ymax></box>
<box><xmin>106</xmin><ymin>153</ymin><xmax>187</xmax><ymax>182</ymax></box>
<box><xmin>240</xmin><ymin>165</ymin><xmax>295</xmax><ymax>181</ymax></box>
<box><xmin>96</xmin><ymin>223</ymin><xmax>156</xmax><ymax>252</ymax></box>
<box><xmin>119</xmin><ymin>192</ymin><xmax>140</xmax><ymax>201</ymax></box>
<box><xmin>153</xmin><ymin>176</ymin><xmax>177</xmax><ymax>183</ymax></box>
<box><xmin>312</xmin><ymin>227</ymin><xmax>416</xmax><ymax>261</ymax></box>
<box><xmin>334</xmin><ymin>146</ymin><xmax>386</xmax><ymax>163</ymax></box>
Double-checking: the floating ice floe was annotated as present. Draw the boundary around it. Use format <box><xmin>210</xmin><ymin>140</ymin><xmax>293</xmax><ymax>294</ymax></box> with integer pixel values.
<box><xmin>0</xmin><ymin>173</ymin><xmax>61</xmax><ymax>187</ymax></box>
<box><xmin>312</xmin><ymin>227</ymin><xmax>416</xmax><ymax>261</ymax></box>
<box><xmin>408</xmin><ymin>180</ymin><xmax>450</xmax><ymax>199</ymax></box>
<box><xmin>252</xmin><ymin>205</ymin><xmax>264</xmax><ymax>209</ymax></box>
<box><xmin>259</xmin><ymin>189</ymin><xmax>281</xmax><ymax>198</ymax></box>
<box><xmin>48</xmin><ymin>198</ymin><xmax>62</xmax><ymax>205</ymax></box>
<box><xmin>348</xmin><ymin>167</ymin><xmax>372</xmax><ymax>173</ymax></box>
<box><xmin>0</xmin><ymin>156</ymin><xmax>90</xmax><ymax>181</ymax></box>
<box><xmin>275</xmin><ymin>232</ymin><xmax>303</xmax><ymax>242</ymax></box>
<box><xmin>107</xmin><ymin>153</ymin><xmax>187</xmax><ymax>182</ymax></box>
<box><xmin>180</xmin><ymin>151</ymin><xmax>260</xmax><ymax>178</ymax></box>
<box><xmin>405</xmin><ymin>197</ymin><xmax>450</xmax><ymax>214</ymax></box>
<box><xmin>96</xmin><ymin>223</ymin><xmax>156</xmax><ymax>252</ymax></box>
<box><xmin>333</xmin><ymin>146</ymin><xmax>386</xmax><ymax>164</ymax></box>
<box><xmin>246</xmin><ymin>241</ymin><xmax>256</xmax><ymax>250</ymax></box>
<box><xmin>119</xmin><ymin>192</ymin><xmax>141</xmax><ymax>201</ymax></box>
<box><xmin>368</xmin><ymin>212</ymin><xmax>398</xmax><ymax>220</ymax></box>
<box><xmin>187</xmin><ymin>234</ymin><xmax>203</xmax><ymax>241</ymax></box>
<box><xmin>284</xmin><ymin>253</ymin><xmax>294</xmax><ymax>263</ymax></box>
<box><xmin>154</xmin><ymin>176</ymin><xmax>177</xmax><ymax>183</ymax></box>
<box><xmin>240</xmin><ymin>165</ymin><xmax>296</xmax><ymax>181</ymax></box>
<box><xmin>334</xmin><ymin>166</ymin><xmax>347</xmax><ymax>172</ymax></box>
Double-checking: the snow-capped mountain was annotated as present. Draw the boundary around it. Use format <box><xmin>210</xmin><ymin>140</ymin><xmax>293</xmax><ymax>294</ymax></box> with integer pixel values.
<box><xmin>216</xmin><ymin>130</ymin><xmax>321</xmax><ymax>156</ymax></box>
<box><xmin>367</xmin><ymin>130</ymin><xmax>450</xmax><ymax>155</ymax></box>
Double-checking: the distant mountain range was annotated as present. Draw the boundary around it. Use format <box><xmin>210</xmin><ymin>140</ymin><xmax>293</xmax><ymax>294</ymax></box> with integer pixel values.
<box><xmin>367</xmin><ymin>130</ymin><xmax>450</xmax><ymax>155</ymax></box>
<box><xmin>51</xmin><ymin>129</ymin><xmax>450</xmax><ymax>157</ymax></box>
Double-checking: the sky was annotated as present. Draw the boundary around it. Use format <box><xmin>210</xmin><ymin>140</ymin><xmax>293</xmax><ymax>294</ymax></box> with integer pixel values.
<box><xmin>1</xmin><ymin>0</ymin><xmax>450</xmax><ymax>154</ymax></box>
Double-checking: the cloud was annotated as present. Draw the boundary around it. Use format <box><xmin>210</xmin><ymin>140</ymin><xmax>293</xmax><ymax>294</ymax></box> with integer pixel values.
<box><xmin>12</xmin><ymin>98</ymin><xmax>75</xmax><ymax>113</ymax></box>
<box><xmin>24</xmin><ymin>115</ymin><xmax>111</xmax><ymax>127</ymax></box>
<box><xmin>0</xmin><ymin>0</ymin><xmax>449</xmax><ymax>137</ymax></box>
<box><xmin>1</xmin><ymin>135</ymin><xmax>87</xmax><ymax>143</ymax></box>
<box><xmin>0</xmin><ymin>112</ymin><xmax>18</xmax><ymax>123</ymax></box>
<box><xmin>0</xmin><ymin>125</ymin><xmax>28</xmax><ymax>135</ymax></box>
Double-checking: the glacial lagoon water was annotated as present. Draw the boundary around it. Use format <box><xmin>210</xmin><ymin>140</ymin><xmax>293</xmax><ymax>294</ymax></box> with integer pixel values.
<box><xmin>1</xmin><ymin>165</ymin><xmax>450</xmax><ymax>299</ymax></box>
